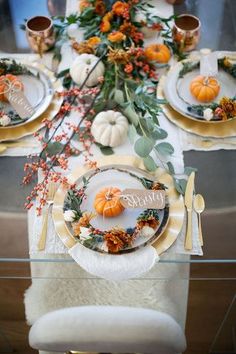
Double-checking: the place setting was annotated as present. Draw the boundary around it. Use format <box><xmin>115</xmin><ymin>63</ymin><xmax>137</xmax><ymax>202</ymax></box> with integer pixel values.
<box><xmin>156</xmin><ymin>13</ymin><xmax>236</xmax><ymax>147</ymax></box>
<box><xmin>0</xmin><ymin>15</ymin><xmax>64</xmax><ymax>155</ymax></box>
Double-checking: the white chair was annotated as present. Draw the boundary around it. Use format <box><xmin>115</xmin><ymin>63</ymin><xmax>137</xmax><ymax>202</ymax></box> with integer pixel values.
<box><xmin>29</xmin><ymin>305</ymin><xmax>186</xmax><ymax>354</ymax></box>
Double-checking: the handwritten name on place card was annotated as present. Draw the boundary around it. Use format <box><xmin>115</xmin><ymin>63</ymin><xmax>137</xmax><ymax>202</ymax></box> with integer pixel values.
<box><xmin>120</xmin><ymin>189</ymin><xmax>166</xmax><ymax>209</ymax></box>
<box><xmin>4</xmin><ymin>80</ymin><xmax>35</xmax><ymax>119</ymax></box>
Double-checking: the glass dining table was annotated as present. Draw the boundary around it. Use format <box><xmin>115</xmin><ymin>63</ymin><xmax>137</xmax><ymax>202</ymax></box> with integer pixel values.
<box><xmin>0</xmin><ymin>1</ymin><xmax>235</xmax><ymax>353</ymax></box>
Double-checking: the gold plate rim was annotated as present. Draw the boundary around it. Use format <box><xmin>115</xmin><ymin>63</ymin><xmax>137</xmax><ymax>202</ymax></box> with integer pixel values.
<box><xmin>0</xmin><ymin>61</ymin><xmax>63</xmax><ymax>142</ymax></box>
<box><xmin>52</xmin><ymin>155</ymin><xmax>185</xmax><ymax>255</ymax></box>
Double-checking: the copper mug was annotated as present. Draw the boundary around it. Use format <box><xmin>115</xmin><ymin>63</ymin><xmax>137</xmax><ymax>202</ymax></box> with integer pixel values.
<box><xmin>26</xmin><ymin>16</ymin><xmax>55</xmax><ymax>57</ymax></box>
<box><xmin>172</xmin><ymin>14</ymin><xmax>201</xmax><ymax>52</ymax></box>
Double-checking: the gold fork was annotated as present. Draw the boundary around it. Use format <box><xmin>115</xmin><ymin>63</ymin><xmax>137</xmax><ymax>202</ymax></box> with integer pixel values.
<box><xmin>38</xmin><ymin>182</ymin><xmax>57</xmax><ymax>251</ymax></box>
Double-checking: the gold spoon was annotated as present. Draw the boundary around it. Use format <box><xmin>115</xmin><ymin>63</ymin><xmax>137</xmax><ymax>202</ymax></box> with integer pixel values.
<box><xmin>193</xmin><ymin>194</ymin><xmax>205</xmax><ymax>246</ymax></box>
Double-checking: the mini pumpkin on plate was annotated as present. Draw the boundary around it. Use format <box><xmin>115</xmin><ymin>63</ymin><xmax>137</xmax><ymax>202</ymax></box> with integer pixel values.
<box><xmin>94</xmin><ymin>187</ymin><xmax>124</xmax><ymax>217</ymax></box>
<box><xmin>144</xmin><ymin>44</ymin><xmax>171</xmax><ymax>64</ymax></box>
<box><xmin>0</xmin><ymin>74</ymin><xmax>24</xmax><ymax>102</ymax></box>
<box><xmin>190</xmin><ymin>75</ymin><xmax>220</xmax><ymax>103</ymax></box>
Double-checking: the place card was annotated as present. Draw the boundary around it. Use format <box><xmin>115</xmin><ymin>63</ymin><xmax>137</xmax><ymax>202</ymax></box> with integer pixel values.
<box><xmin>120</xmin><ymin>188</ymin><xmax>166</xmax><ymax>209</ymax></box>
<box><xmin>4</xmin><ymin>80</ymin><xmax>35</xmax><ymax>119</ymax></box>
<box><xmin>200</xmin><ymin>50</ymin><xmax>218</xmax><ymax>77</ymax></box>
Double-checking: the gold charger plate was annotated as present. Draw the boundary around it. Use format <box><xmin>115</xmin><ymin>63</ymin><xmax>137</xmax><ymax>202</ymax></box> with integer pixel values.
<box><xmin>0</xmin><ymin>62</ymin><xmax>63</xmax><ymax>142</ymax></box>
<box><xmin>52</xmin><ymin>155</ymin><xmax>185</xmax><ymax>255</ymax></box>
<box><xmin>158</xmin><ymin>75</ymin><xmax>236</xmax><ymax>138</ymax></box>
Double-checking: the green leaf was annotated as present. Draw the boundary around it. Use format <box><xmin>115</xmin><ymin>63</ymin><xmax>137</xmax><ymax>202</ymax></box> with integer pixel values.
<box><xmin>184</xmin><ymin>166</ymin><xmax>198</xmax><ymax>176</ymax></box>
<box><xmin>128</xmin><ymin>125</ymin><xmax>137</xmax><ymax>144</ymax></box>
<box><xmin>143</xmin><ymin>156</ymin><xmax>157</xmax><ymax>171</ymax></box>
<box><xmin>167</xmin><ymin>161</ymin><xmax>175</xmax><ymax>175</ymax></box>
<box><xmin>114</xmin><ymin>89</ymin><xmax>125</xmax><ymax>105</ymax></box>
<box><xmin>43</xmin><ymin>142</ymin><xmax>64</xmax><ymax>157</ymax></box>
<box><xmin>123</xmin><ymin>105</ymin><xmax>139</xmax><ymax>127</ymax></box>
<box><xmin>155</xmin><ymin>142</ymin><xmax>174</xmax><ymax>156</ymax></box>
<box><xmin>173</xmin><ymin>178</ymin><xmax>187</xmax><ymax>195</ymax></box>
<box><xmin>57</xmin><ymin>69</ymin><xmax>70</xmax><ymax>78</ymax></box>
<box><xmin>151</xmin><ymin>128</ymin><xmax>168</xmax><ymax>140</ymax></box>
<box><xmin>96</xmin><ymin>143</ymin><xmax>114</xmax><ymax>155</ymax></box>
<box><xmin>134</xmin><ymin>137</ymin><xmax>154</xmax><ymax>158</ymax></box>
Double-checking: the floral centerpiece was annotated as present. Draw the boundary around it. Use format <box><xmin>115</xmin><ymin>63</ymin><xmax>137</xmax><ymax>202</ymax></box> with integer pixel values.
<box><xmin>23</xmin><ymin>0</ymin><xmax>194</xmax><ymax>213</ymax></box>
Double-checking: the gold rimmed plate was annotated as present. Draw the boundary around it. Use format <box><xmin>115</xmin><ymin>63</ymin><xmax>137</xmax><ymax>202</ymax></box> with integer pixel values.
<box><xmin>52</xmin><ymin>156</ymin><xmax>185</xmax><ymax>255</ymax></box>
<box><xmin>0</xmin><ymin>61</ymin><xmax>63</xmax><ymax>141</ymax></box>
<box><xmin>158</xmin><ymin>75</ymin><xmax>236</xmax><ymax>138</ymax></box>
<box><xmin>164</xmin><ymin>51</ymin><xmax>236</xmax><ymax>124</ymax></box>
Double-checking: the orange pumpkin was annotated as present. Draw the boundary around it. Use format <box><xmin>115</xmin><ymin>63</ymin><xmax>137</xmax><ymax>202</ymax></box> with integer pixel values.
<box><xmin>190</xmin><ymin>75</ymin><xmax>220</xmax><ymax>103</ymax></box>
<box><xmin>94</xmin><ymin>187</ymin><xmax>124</xmax><ymax>218</ymax></box>
<box><xmin>0</xmin><ymin>74</ymin><xmax>24</xmax><ymax>102</ymax></box>
<box><xmin>144</xmin><ymin>44</ymin><xmax>171</xmax><ymax>63</ymax></box>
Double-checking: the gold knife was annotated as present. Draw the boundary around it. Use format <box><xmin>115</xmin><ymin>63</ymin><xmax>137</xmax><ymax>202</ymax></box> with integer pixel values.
<box><xmin>184</xmin><ymin>171</ymin><xmax>195</xmax><ymax>250</ymax></box>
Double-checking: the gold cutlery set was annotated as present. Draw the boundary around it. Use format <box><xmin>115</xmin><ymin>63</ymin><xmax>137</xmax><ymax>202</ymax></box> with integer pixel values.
<box><xmin>184</xmin><ymin>171</ymin><xmax>205</xmax><ymax>250</ymax></box>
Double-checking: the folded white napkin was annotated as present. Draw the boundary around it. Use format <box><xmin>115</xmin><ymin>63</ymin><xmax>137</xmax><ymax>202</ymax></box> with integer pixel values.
<box><xmin>68</xmin><ymin>243</ymin><xmax>159</xmax><ymax>281</ymax></box>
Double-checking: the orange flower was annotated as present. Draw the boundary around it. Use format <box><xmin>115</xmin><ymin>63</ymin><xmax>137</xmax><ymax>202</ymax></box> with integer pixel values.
<box><xmin>124</xmin><ymin>63</ymin><xmax>133</xmax><ymax>73</ymax></box>
<box><xmin>95</xmin><ymin>0</ymin><xmax>106</xmax><ymax>15</ymax></box>
<box><xmin>103</xmin><ymin>11</ymin><xmax>113</xmax><ymax>21</ymax></box>
<box><xmin>79</xmin><ymin>0</ymin><xmax>91</xmax><ymax>12</ymax></box>
<box><xmin>112</xmin><ymin>1</ymin><xmax>129</xmax><ymax>16</ymax></box>
<box><xmin>100</xmin><ymin>20</ymin><xmax>111</xmax><ymax>32</ymax></box>
<box><xmin>108</xmin><ymin>31</ymin><xmax>126</xmax><ymax>43</ymax></box>
<box><xmin>87</xmin><ymin>36</ymin><xmax>101</xmax><ymax>46</ymax></box>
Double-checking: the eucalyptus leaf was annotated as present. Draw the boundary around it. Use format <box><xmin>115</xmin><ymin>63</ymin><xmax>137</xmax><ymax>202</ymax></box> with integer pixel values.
<box><xmin>95</xmin><ymin>143</ymin><xmax>114</xmax><ymax>155</ymax></box>
<box><xmin>167</xmin><ymin>161</ymin><xmax>175</xmax><ymax>175</ymax></box>
<box><xmin>114</xmin><ymin>89</ymin><xmax>125</xmax><ymax>105</ymax></box>
<box><xmin>155</xmin><ymin>142</ymin><xmax>174</xmax><ymax>156</ymax></box>
<box><xmin>134</xmin><ymin>137</ymin><xmax>154</xmax><ymax>158</ymax></box>
<box><xmin>128</xmin><ymin>125</ymin><xmax>137</xmax><ymax>144</ymax></box>
<box><xmin>173</xmin><ymin>178</ymin><xmax>187</xmax><ymax>195</ymax></box>
<box><xmin>123</xmin><ymin>105</ymin><xmax>139</xmax><ymax>126</ymax></box>
<box><xmin>143</xmin><ymin>156</ymin><xmax>157</xmax><ymax>171</ymax></box>
<box><xmin>44</xmin><ymin>141</ymin><xmax>64</xmax><ymax>157</ymax></box>
<box><xmin>151</xmin><ymin>128</ymin><xmax>168</xmax><ymax>140</ymax></box>
<box><xmin>184</xmin><ymin>166</ymin><xmax>198</xmax><ymax>176</ymax></box>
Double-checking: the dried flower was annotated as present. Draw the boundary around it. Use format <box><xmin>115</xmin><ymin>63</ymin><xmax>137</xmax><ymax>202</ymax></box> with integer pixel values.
<box><xmin>137</xmin><ymin>216</ymin><xmax>159</xmax><ymax>229</ymax></box>
<box><xmin>104</xmin><ymin>228</ymin><xmax>133</xmax><ymax>253</ymax></box>
<box><xmin>108</xmin><ymin>31</ymin><xmax>126</xmax><ymax>43</ymax></box>
<box><xmin>87</xmin><ymin>36</ymin><xmax>101</xmax><ymax>46</ymax></box>
<box><xmin>112</xmin><ymin>1</ymin><xmax>130</xmax><ymax>18</ymax></box>
<box><xmin>72</xmin><ymin>41</ymin><xmax>95</xmax><ymax>54</ymax></box>
<box><xmin>100</xmin><ymin>20</ymin><xmax>111</xmax><ymax>32</ymax></box>
<box><xmin>214</xmin><ymin>107</ymin><xmax>227</xmax><ymax>121</ymax></box>
<box><xmin>107</xmin><ymin>47</ymin><xmax>130</xmax><ymax>64</ymax></box>
<box><xmin>72</xmin><ymin>212</ymin><xmax>96</xmax><ymax>236</ymax></box>
<box><xmin>95</xmin><ymin>0</ymin><xmax>106</xmax><ymax>16</ymax></box>
<box><xmin>124</xmin><ymin>63</ymin><xmax>133</xmax><ymax>73</ymax></box>
<box><xmin>79</xmin><ymin>0</ymin><xmax>91</xmax><ymax>11</ymax></box>
<box><xmin>219</xmin><ymin>97</ymin><xmax>236</xmax><ymax>117</ymax></box>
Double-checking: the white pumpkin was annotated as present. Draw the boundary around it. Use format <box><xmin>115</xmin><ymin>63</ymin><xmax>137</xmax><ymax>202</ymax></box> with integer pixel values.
<box><xmin>91</xmin><ymin>110</ymin><xmax>129</xmax><ymax>147</ymax></box>
<box><xmin>70</xmin><ymin>54</ymin><xmax>105</xmax><ymax>87</ymax></box>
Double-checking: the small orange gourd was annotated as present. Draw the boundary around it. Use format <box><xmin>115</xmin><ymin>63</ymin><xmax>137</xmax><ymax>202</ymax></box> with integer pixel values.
<box><xmin>190</xmin><ymin>75</ymin><xmax>220</xmax><ymax>103</ymax></box>
<box><xmin>0</xmin><ymin>74</ymin><xmax>24</xmax><ymax>102</ymax></box>
<box><xmin>144</xmin><ymin>44</ymin><xmax>171</xmax><ymax>64</ymax></box>
<box><xmin>94</xmin><ymin>187</ymin><xmax>124</xmax><ymax>218</ymax></box>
